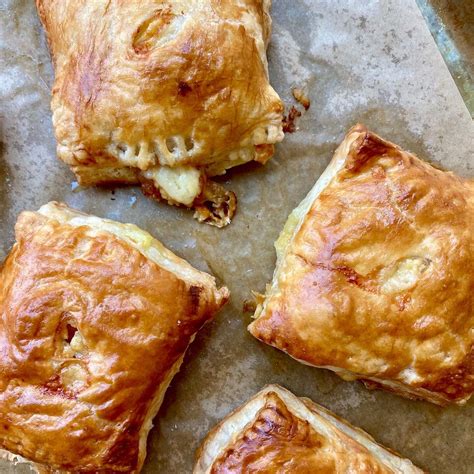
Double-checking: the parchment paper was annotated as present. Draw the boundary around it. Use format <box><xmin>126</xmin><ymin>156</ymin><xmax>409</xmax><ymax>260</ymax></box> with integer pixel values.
<box><xmin>0</xmin><ymin>1</ymin><xmax>473</xmax><ymax>472</ymax></box>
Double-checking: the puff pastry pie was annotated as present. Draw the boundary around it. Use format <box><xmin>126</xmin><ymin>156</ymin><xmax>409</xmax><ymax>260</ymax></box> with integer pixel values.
<box><xmin>249</xmin><ymin>124</ymin><xmax>474</xmax><ymax>406</ymax></box>
<box><xmin>194</xmin><ymin>384</ymin><xmax>423</xmax><ymax>473</ymax></box>
<box><xmin>36</xmin><ymin>0</ymin><xmax>284</xmax><ymax>227</ymax></box>
<box><xmin>0</xmin><ymin>202</ymin><xmax>229</xmax><ymax>472</ymax></box>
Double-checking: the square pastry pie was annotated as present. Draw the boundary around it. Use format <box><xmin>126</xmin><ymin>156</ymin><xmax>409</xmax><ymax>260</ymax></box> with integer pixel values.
<box><xmin>249</xmin><ymin>124</ymin><xmax>474</xmax><ymax>406</ymax></box>
<box><xmin>0</xmin><ymin>202</ymin><xmax>228</xmax><ymax>472</ymax></box>
<box><xmin>194</xmin><ymin>385</ymin><xmax>423</xmax><ymax>473</ymax></box>
<box><xmin>36</xmin><ymin>0</ymin><xmax>284</xmax><ymax>227</ymax></box>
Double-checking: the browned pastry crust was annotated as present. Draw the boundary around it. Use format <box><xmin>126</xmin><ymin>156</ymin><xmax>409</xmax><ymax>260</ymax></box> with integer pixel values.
<box><xmin>35</xmin><ymin>0</ymin><xmax>284</xmax><ymax>226</ymax></box>
<box><xmin>0</xmin><ymin>202</ymin><xmax>229</xmax><ymax>472</ymax></box>
<box><xmin>194</xmin><ymin>385</ymin><xmax>423</xmax><ymax>473</ymax></box>
<box><xmin>249</xmin><ymin>124</ymin><xmax>474</xmax><ymax>406</ymax></box>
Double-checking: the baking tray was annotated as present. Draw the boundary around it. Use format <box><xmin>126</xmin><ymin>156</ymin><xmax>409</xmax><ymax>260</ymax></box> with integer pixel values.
<box><xmin>416</xmin><ymin>0</ymin><xmax>474</xmax><ymax>116</ymax></box>
<box><xmin>0</xmin><ymin>0</ymin><xmax>473</xmax><ymax>472</ymax></box>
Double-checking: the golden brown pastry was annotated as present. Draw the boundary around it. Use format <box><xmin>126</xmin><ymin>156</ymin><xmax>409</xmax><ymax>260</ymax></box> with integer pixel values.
<box><xmin>249</xmin><ymin>124</ymin><xmax>474</xmax><ymax>406</ymax></box>
<box><xmin>194</xmin><ymin>384</ymin><xmax>423</xmax><ymax>473</ymax></box>
<box><xmin>35</xmin><ymin>0</ymin><xmax>284</xmax><ymax>227</ymax></box>
<box><xmin>0</xmin><ymin>202</ymin><xmax>229</xmax><ymax>472</ymax></box>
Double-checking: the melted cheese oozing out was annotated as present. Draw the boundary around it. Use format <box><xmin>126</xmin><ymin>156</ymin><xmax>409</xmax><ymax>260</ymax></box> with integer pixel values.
<box><xmin>143</xmin><ymin>166</ymin><xmax>202</xmax><ymax>206</ymax></box>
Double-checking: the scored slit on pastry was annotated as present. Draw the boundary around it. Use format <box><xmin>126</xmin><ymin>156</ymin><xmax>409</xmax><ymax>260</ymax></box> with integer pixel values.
<box><xmin>194</xmin><ymin>385</ymin><xmax>423</xmax><ymax>473</ymax></box>
<box><xmin>249</xmin><ymin>124</ymin><xmax>474</xmax><ymax>406</ymax></box>
<box><xmin>35</xmin><ymin>0</ymin><xmax>284</xmax><ymax>227</ymax></box>
<box><xmin>0</xmin><ymin>202</ymin><xmax>229</xmax><ymax>472</ymax></box>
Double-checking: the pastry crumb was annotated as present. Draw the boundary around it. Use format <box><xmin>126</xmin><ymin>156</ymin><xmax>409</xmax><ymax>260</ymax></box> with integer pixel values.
<box><xmin>283</xmin><ymin>106</ymin><xmax>302</xmax><ymax>133</ymax></box>
<box><xmin>243</xmin><ymin>299</ymin><xmax>257</xmax><ymax>313</ymax></box>
<box><xmin>193</xmin><ymin>181</ymin><xmax>237</xmax><ymax>228</ymax></box>
<box><xmin>292</xmin><ymin>88</ymin><xmax>310</xmax><ymax>110</ymax></box>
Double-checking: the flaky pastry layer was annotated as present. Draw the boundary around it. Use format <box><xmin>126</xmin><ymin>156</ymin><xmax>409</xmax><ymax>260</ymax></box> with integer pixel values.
<box><xmin>249</xmin><ymin>124</ymin><xmax>474</xmax><ymax>405</ymax></box>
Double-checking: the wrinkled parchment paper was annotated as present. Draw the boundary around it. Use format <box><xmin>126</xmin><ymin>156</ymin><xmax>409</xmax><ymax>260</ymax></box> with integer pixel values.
<box><xmin>0</xmin><ymin>0</ymin><xmax>473</xmax><ymax>472</ymax></box>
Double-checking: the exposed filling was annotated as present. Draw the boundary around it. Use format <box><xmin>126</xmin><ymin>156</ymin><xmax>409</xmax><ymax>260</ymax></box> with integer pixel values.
<box><xmin>139</xmin><ymin>170</ymin><xmax>236</xmax><ymax>229</ymax></box>
<box><xmin>142</xmin><ymin>165</ymin><xmax>202</xmax><ymax>207</ymax></box>
<box><xmin>94</xmin><ymin>122</ymin><xmax>284</xmax><ymax>227</ymax></box>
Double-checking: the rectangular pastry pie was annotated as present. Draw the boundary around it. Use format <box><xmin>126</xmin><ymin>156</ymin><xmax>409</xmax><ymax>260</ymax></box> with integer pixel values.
<box><xmin>249</xmin><ymin>124</ymin><xmax>474</xmax><ymax>405</ymax></box>
<box><xmin>0</xmin><ymin>202</ymin><xmax>229</xmax><ymax>472</ymax></box>
<box><xmin>194</xmin><ymin>384</ymin><xmax>423</xmax><ymax>473</ymax></box>
<box><xmin>35</xmin><ymin>0</ymin><xmax>284</xmax><ymax>226</ymax></box>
